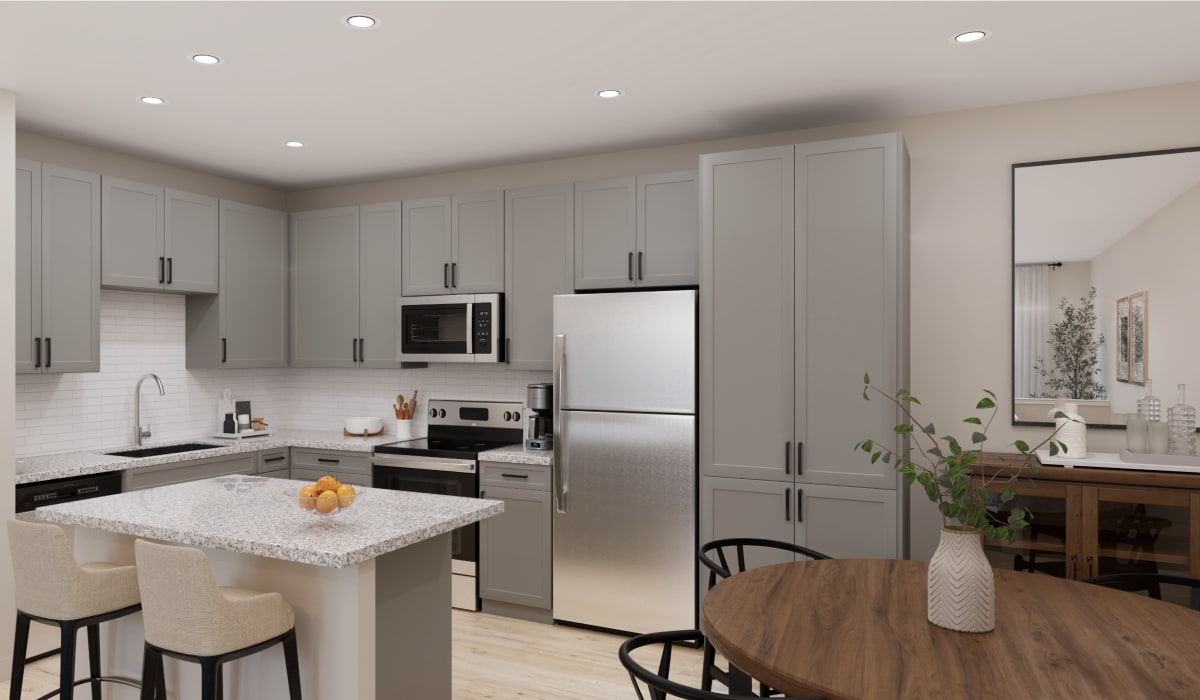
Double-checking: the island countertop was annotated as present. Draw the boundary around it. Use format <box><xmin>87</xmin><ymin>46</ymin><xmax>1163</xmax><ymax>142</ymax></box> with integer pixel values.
<box><xmin>35</xmin><ymin>476</ymin><xmax>502</xmax><ymax>568</ymax></box>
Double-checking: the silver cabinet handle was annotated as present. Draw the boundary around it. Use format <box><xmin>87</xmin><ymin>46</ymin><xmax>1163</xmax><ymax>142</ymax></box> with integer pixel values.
<box><xmin>444</xmin><ymin>263</ymin><xmax>450</xmax><ymax>288</ymax></box>
<box><xmin>627</xmin><ymin>252</ymin><xmax>633</xmax><ymax>281</ymax></box>
<box><xmin>553</xmin><ymin>333</ymin><xmax>567</xmax><ymax>513</ymax></box>
<box><xmin>637</xmin><ymin>251</ymin><xmax>644</xmax><ymax>280</ymax></box>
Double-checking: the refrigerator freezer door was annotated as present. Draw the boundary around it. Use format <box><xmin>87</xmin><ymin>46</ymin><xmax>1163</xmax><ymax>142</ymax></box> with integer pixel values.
<box><xmin>553</xmin><ymin>410</ymin><xmax>696</xmax><ymax>633</ymax></box>
<box><xmin>552</xmin><ymin>290</ymin><xmax>695</xmax><ymax>415</ymax></box>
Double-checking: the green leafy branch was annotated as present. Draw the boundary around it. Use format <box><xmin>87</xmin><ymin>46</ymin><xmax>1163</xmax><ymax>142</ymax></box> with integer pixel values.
<box><xmin>854</xmin><ymin>373</ymin><xmax>1072</xmax><ymax>543</ymax></box>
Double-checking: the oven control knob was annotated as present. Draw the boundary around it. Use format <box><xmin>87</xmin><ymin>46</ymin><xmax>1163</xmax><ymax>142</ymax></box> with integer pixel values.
<box><xmin>429</xmin><ymin>408</ymin><xmax>436</xmax><ymax>418</ymax></box>
<box><xmin>513</xmin><ymin>411</ymin><xmax>520</xmax><ymax>421</ymax></box>
<box><xmin>504</xmin><ymin>411</ymin><xmax>512</xmax><ymax>421</ymax></box>
<box><xmin>438</xmin><ymin>409</ymin><xmax>447</xmax><ymax>418</ymax></box>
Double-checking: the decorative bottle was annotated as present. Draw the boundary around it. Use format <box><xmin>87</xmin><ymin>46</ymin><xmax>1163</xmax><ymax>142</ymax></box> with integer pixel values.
<box><xmin>1138</xmin><ymin>380</ymin><xmax>1162</xmax><ymax>422</ymax></box>
<box><xmin>1168</xmin><ymin>384</ymin><xmax>1197</xmax><ymax>457</ymax></box>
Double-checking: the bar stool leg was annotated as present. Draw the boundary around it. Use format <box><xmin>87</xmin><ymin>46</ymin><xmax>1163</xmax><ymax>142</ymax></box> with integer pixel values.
<box><xmin>156</xmin><ymin>653</ymin><xmax>167</xmax><ymax>700</ymax></box>
<box><xmin>700</xmin><ymin>639</ymin><xmax>715</xmax><ymax>691</ymax></box>
<box><xmin>215</xmin><ymin>662</ymin><xmax>223</xmax><ymax>700</ymax></box>
<box><xmin>199</xmin><ymin>657</ymin><xmax>219</xmax><ymax>700</ymax></box>
<box><xmin>138</xmin><ymin>645</ymin><xmax>157</xmax><ymax>700</ymax></box>
<box><xmin>283</xmin><ymin>629</ymin><xmax>302</xmax><ymax>700</ymax></box>
<box><xmin>59</xmin><ymin>620</ymin><xmax>78</xmax><ymax>700</ymax></box>
<box><xmin>86</xmin><ymin>624</ymin><xmax>101</xmax><ymax>700</ymax></box>
<box><xmin>10</xmin><ymin>613</ymin><xmax>31</xmax><ymax>700</ymax></box>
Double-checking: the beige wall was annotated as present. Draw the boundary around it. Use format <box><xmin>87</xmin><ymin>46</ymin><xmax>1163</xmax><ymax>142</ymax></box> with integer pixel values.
<box><xmin>291</xmin><ymin>80</ymin><xmax>1200</xmax><ymax>559</ymax></box>
<box><xmin>16</xmin><ymin>130</ymin><xmax>286</xmax><ymax>210</ymax></box>
<box><xmin>1</xmin><ymin>87</ymin><xmax>17</xmax><ymax>679</ymax></box>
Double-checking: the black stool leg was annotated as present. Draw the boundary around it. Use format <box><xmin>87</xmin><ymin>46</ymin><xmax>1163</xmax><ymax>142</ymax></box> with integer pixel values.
<box><xmin>700</xmin><ymin>639</ymin><xmax>716</xmax><ymax>692</ymax></box>
<box><xmin>10</xmin><ymin>613</ymin><xmax>31</xmax><ymax>700</ymax></box>
<box><xmin>59</xmin><ymin>620</ymin><xmax>78</xmax><ymax>700</ymax></box>
<box><xmin>87</xmin><ymin>624</ymin><xmax>101</xmax><ymax>700</ymax></box>
<box><xmin>216</xmin><ymin>662</ymin><xmax>223</xmax><ymax>700</ymax></box>
<box><xmin>283</xmin><ymin>629</ymin><xmax>302</xmax><ymax>700</ymax></box>
<box><xmin>200</xmin><ymin>657</ymin><xmax>219</xmax><ymax>700</ymax></box>
<box><xmin>156</xmin><ymin>652</ymin><xmax>167</xmax><ymax>700</ymax></box>
<box><xmin>138</xmin><ymin>644</ymin><xmax>158</xmax><ymax>700</ymax></box>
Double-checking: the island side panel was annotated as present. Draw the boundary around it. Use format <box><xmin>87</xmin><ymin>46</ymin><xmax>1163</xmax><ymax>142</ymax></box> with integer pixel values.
<box><xmin>376</xmin><ymin>533</ymin><xmax>453</xmax><ymax>699</ymax></box>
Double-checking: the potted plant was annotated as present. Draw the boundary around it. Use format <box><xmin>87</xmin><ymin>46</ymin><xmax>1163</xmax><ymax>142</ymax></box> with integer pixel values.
<box><xmin>856</xmin><ymin>373</ymin><xmax>1070</xmax><ymax>633</ymax></box>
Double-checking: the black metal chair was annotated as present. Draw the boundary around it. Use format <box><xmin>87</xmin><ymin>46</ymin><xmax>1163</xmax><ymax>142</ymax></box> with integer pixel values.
<box><xmin>1082</xmin><ymin>572</ymin><xmax>1200</xmax><ymax>610</ymax></box>
<box><xmin>619</xmin><ymin>629</ymin><xmax>825</xmax><ymax>700</ymax></box>
<box><xmin>697</xmin><ymin>539</ymin><xmax>832</xmax><ymax>697</ymax></box>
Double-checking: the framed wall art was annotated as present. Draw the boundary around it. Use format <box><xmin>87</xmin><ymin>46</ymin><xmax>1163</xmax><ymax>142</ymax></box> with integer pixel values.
<box><xmin>1116</xmin><ymin>296</ymin><xmax>1130</xmax><ymax>383</ymax></box>
<box><xmin>1129</xmin><ymin>291</ymin><xmax>1148</xmax><ymax>385</ymax></box>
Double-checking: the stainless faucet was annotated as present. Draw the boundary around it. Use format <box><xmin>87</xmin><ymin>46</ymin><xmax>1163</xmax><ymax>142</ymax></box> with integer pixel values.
<box><xmin>135</xmin><ymin>373</ymin><xmax>166</xmax><ymax>446</ymax></box>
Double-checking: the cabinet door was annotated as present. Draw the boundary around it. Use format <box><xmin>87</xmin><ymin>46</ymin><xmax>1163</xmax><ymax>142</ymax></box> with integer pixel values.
<box><xmin>574</xmin><ymin>176</ymin><xmax>636</xmax><ymax>289</ymax></box>
<box><xmin>504</xmin><ymin>183</ymin><xmax>573</xmax><ymax>370</ymax></box>
<box><xmin>799</xmin><ymin>134</ymin><xmax>904</xmax><ymax>489</ymax></box>
<box><xmin>15</xmin><ymin>159</ymin><xmax>41</xmax><ymax>374</ymax></box>
<box><xmin>478</xmin><ymin>485</ymin><xmax>552</xmax><ymax>609</ymax></box>
<box><xmin>702</xmin><ymin>476</ymin><xmax>797</xmax><ymax>569</ymax></box>
<box><xmin>701</xmin><ymin>147</ymin><xmax>795</xmax><ymax>481</ymax></box>
<box><xmin>797</xmin><ymin>484</ymin><xmax>898</xmax><ymax>559</ymax></box>
<box><xmin>452</xmin><ymin>191</ymin><xmax>504</xmax><ymax>293</ymax></box>
<box><xmin>101</xmin><ymin>176</ymin><xmax>164</xmax><ymax>290</ymax></box>
<box><xmin>976</xmin><ymin>478</ymin><xmax>1079</xmax><ymax>578</ymax></box>
<box><xmin>219</xmin><ymin>200</ymin><xmax>287</xmax><ymax>368</ymax></box>
<box><xmin>402</xmin><ymin>196</ymin><xmax>452</xmax><ymax>296</ymax></box>
<box><xmin>290</xmin><ymin>207</ymin><xmax>360</xmax><ymax>368</ymax></box>
<box><xmin>359</xmin><ymin>202</ymin><xmax>402</xmax><ymax>368</ymax></box>
<box><xmin>1082</xmin><ymin>486</ymin><xmax>1200</xmax><ymax>594</ymax></box>
<box><xmin>40</xmin><ymin>164</ymin><xmax>100</xmax><ymax>373</ymax></box>
<box><xmin>164</xmin><ymin>189</ymin><xmax>219</xmax><ymax>293</ymax></box>
<box><xmin>637</xmin><ymin>170</ymin><xmax>699</xmax><ymax>287</ymax></box>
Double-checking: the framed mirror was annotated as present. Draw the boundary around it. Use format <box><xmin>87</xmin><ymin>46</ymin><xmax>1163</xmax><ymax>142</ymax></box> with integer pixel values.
<box><xmin>1013</xmin><ymin>146</ymin><xmax>1200</xmax><ymax>427</ymax></box>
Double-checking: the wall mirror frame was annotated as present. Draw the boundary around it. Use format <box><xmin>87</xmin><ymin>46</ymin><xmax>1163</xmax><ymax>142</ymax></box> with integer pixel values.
<box><xmin>1012</xmin><ymin>145</ymin><xmax>1200</xmax><ymax>428</ymax></box>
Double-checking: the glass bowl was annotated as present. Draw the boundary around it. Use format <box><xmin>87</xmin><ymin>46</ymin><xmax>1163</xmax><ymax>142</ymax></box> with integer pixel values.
<box><xmin>292</xmin><ymin>484</ymin><xmax>361</xmax><ymax>519</ymax></box>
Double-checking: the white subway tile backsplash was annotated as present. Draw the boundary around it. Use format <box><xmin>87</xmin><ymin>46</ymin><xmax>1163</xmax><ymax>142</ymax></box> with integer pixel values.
<box><xmin>15</xmin><ymin>290</ymin><xmax>549</xmax><ymax>457</ymax></box>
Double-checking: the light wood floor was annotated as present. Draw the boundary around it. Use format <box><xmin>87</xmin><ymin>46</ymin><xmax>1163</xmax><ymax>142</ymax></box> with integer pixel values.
<box><xmin>1</xmin><ymin>610</ymin><xmax>709</xmax><ymax>699</ymax></box>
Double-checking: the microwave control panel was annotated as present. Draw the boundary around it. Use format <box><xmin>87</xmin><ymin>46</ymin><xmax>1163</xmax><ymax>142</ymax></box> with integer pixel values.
<box><xmin>473</xmin><ymin>303</ymin><xmax>492</xmax><ymax>354</ymax></box>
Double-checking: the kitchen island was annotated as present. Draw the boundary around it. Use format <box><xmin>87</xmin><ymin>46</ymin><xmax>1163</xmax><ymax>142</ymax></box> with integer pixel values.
<box><xmin>35</xmin><ymin>476</ymin><xmax>502</xmax><ymax>699</ymax></box>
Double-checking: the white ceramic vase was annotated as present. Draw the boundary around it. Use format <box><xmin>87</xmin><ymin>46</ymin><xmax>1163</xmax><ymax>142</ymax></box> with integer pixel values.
<box><xmin>1049</xmin><ymin>402</ymin><xmax>1087</xmax><ymax>458</ymax></box>
<box><xmin>927</xmin><ymin>525</ymin><xmax>995</xmax><ymax>633</ymax></box>
<box><xmin>396</xmin><ymin>419</ymin><xmax>413</xmax><ymax>441</ymax></box>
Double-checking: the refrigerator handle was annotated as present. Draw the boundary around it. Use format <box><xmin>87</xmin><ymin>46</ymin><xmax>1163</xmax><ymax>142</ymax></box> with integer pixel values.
<box><xmin>553</xmin><ymin>333</ymin><xmax>567</xmax><ymax>514</ymax></box>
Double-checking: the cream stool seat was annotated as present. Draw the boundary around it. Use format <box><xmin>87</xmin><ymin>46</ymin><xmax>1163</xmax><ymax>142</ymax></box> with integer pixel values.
<box><xmin>7</xmin><ymin>517</ymin><xmax>149</xmax><ymax>700</ymax></box>
<box><xmin>134</xmin><ymin>539</ymin><xmax>302</xmax><ymax>700</ymax></box>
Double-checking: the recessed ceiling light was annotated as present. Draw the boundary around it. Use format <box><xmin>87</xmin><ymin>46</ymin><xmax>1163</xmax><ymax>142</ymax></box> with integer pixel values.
<box><xmin>596</xmin><ymin>89</ymin><xmax>622</xmax><ymax>99</ymax></box>
<box><xmin>953</xmin><ymin>30</ymin><xmax>989</xmax><ymax>44</ymax></box>
<box><xmin>139</xmin><ymin>96</ymin><xmax>165</xmax><ymax>105</ymax></box>
<box><xmin>346</xmin><ymin>15</ymin><xmax>376</xmax><ymax>29</ymax></box>
<box><xmin>192</xmin><ymin>54</ymin><xmax>221</xmax><ymax>65</ymax></box>
<box><xmin>285</xmin><ymin>141</ymin><xmax>305</xmax><ymax>148</ymax></box>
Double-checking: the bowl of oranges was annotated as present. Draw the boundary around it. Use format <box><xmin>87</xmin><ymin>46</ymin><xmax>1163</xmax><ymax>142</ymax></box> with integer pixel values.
<box><xmin>295</xmin><ymin>475</ymin><xmax>359</xmax><ymax>521</ymax></box>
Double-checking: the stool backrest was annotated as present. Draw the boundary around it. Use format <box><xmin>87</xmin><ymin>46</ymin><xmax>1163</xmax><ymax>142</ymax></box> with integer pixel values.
<box><xmin>7</xmin><ymin>518</ymin><xmax>86</xmax><ymax>619</ymax></box>
<box><xmin>134</xmin><ymin>539</ymin><xmax>226</xmax><ymax>651</ymax></box>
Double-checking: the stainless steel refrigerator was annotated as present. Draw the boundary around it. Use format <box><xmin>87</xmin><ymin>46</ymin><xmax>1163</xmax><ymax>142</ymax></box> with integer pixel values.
<box><xmin>552</xmin><ymin>289</ymin><xmax>696</xmax><ymax>634</ymax></box>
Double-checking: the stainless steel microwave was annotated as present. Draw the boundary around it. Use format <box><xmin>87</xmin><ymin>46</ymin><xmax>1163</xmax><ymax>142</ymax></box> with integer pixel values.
<box><xmin>398</xmin><ymin>293</ymin><xmax>503</xmax><ymax>363</ymax></box>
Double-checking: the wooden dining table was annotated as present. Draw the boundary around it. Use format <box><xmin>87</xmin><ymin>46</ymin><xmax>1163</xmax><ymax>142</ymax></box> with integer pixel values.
<box><xmin>700</xmin><ymin>559</ymin><xmax>1200</xmax><ymax>699</ymax></box>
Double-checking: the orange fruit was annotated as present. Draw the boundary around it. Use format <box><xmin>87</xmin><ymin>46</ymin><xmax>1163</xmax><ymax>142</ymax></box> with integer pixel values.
<box><xmin>298</xmin><ymin>485</ymin><xmax>317</xmax><ymax>510</ymax></box>
<box><xmin>336</xmin><ymin>484</ymin><xmax>356</xmax><ymax>508</ymax></box>
<box><xmin>315</xmin><ymin>490</ymin><xmax>339</xmax><ymax>514</ymax></box>
<box><xmin>315</xmin><ymin>475</ymin><xmax>341</xmax><ymax>495</ymax></box>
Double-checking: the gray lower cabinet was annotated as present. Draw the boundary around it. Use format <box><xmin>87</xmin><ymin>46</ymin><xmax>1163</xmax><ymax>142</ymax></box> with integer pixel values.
<box><xmin>290</xmin><ymin>448</ymin><xmax>371</xmax><ymax>487</ymax></box>
<box><xmin>289</xmin><ymin>203</ymin><xmax>401</xmax><ymax>368</ymax></box>
<box><xmin>503</xmin><ymin>183</ymin><xmax>574</xmax><ymax>370</ymax></box>
<box><xmin>479</xmin><ymin>462</ymin><xmax>552</xmax><ymax>616</ymax></box>
<box><xmin>16</xmin><ymin>160</ymin><xmax>101</xmax><ymax>374</ymax></box>
<box><xmin>101</xmin><ymin>178</ymin><xmax>219</xmax><ymax>294</ymax></box>
<box><xmin>124</xmin><ymin>453</ymin><xmax>256</xmax><ymax>491</ymax></box>
<box><xmin>257</xmin><ymin>448</ymin><xmax>290</xmax><ymax>475</ymax></box>
<box><xmin>186</xmin><ymin>200</ymin><xmax>288</xmax><ymax>369</ymax></box>
<box><xmin>402</xmin><ymin>191</ymin><xmax>503</xmax><ymax>296</ymax></box>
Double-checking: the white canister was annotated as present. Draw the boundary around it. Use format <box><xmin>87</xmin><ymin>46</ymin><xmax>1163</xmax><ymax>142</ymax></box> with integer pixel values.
<box><xmin>396</xmin><ymin>419</ymin><xmax>413</xmax><ymax>441</ymax></box>
<box><xmin>1049</xmin><ymin>402</ymin><xmax>1087</xmax><ymax>458</ymax></box>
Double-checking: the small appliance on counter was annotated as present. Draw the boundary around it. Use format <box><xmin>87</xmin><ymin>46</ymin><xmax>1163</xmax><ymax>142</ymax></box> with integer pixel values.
<box><xmin>525</xmin><ymin>383</ymin><xmax>553</xmax><ymax>450</ymax></box>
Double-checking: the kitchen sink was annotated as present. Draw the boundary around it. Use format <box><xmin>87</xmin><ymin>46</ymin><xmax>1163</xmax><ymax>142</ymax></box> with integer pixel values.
<box><xmin>104</xmin><ymin>443</ymin><xmax>222</xmax><ymax>459</ymax></box>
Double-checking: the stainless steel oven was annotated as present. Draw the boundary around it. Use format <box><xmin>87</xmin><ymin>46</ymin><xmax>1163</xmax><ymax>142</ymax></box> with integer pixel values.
<box><xmin>371</xmin><ymin>399</ymin><xmax>524</xmax><ymax>611</ymax></box>
<box><xmin>398</xmin><ymin>293</ymin><xmax>503</xmax><ymax>363</ymax></box>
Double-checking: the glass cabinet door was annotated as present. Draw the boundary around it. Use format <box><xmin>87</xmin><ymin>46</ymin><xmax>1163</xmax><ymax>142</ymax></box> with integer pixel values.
<box><xmin>973</xmin><ymin>478</ymin><xmax>1080</xmax><ymax>578</ymax></box>
<box><xmin>1082</xmin><ymin>486</ymin><xmax>1199</xmax><ymax>605</ymax></box>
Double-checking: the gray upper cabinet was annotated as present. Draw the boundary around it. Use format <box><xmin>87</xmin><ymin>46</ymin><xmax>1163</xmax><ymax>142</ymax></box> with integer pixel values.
<box><xmin>504</xmin><ymin>183</ymin><xmax>574</xmax><ymax>370</ymax></box>
<box><xmin>574</xmin><ymin>177</ymin><xmax>636</xmax><ymax>289</ymax></box>
<box><xmin>101</xmin><ymin>178</ymin><xmax>218</xmax><ymax>293</ymax></box>
<box><xmin>403</xmin><ymin>191</ymin><xmax>503</xmax><ymax>296</ymax></box>
<box><xmin>186</xmin><ymin>200</ymin><xmax>287</xmax><ymax>369</ymax></box>
<box><xmin>575</xmin><ymin>172</ymin><xmax>699</xmax><ymax>290</ymax></box>
<box><xmin>15</xmin><ymin>159</ymin><xmax>41</xmax><ymax>374</ymax></box>
<box><xmin>701</xmin><ymin>147</ymin><xmax>796</xmax><ymax>482</ymax></box>
<box><xmin>33</xmin><ymin>164</ymin><xmax>101</xmax><ymax>373</ymax></box>
<box><xmin>290</xmin><ymin>203</ymin><xmax>401</xmax><ymax>369</ymax></box>
<box><xmin>291</xmin><ymin>207</ymin><xmax>360</xmax><ymax>368</ymax></box>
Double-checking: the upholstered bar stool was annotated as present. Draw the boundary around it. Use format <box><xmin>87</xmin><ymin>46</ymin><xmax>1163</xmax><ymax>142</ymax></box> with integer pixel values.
<box><xmin>133</xmin><ymin>539</ymin><xmax>302</xmax><ymax>700</ymax></box>
<box><xmin>7</xmin><ymin>517</ymin><xmax>147</xmax><ymax>700</ymax></box>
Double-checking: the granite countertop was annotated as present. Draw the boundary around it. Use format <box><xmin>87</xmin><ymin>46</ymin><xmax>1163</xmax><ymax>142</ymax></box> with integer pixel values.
<box><xmin>478</xmin><ymin>444</ymin><xmax>554</xmax><ymax>466</ymax></box>
<box><xmin>35</xmin><ymin>476</ymin><xmax>502</xmax><ymax>568</ymax></box>
<box><xmin>16</xmin><ymin>429</ymin><xmax>400</xmax><ymax>485</ymax></box>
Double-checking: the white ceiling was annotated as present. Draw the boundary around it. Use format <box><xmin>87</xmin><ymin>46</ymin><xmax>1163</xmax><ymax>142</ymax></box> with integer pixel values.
<box><xmin>4</xmin><ymin>1</ymin><xmax>1200</xmax><ymax>191</ymax></box>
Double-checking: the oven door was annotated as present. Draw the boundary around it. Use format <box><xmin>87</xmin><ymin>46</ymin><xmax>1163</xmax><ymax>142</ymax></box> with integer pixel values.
<box><xmin>397</xmin><ymin>294</ymin><xmax>502</xmax><ymax>363</ymax></box>
<box><xmin>371</xmin><ymin>455</ymin><xmax>478</xmax><ymax>569</ymax></box>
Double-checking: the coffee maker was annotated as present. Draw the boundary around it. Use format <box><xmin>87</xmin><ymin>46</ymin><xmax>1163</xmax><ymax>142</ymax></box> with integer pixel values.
<box><xmin>525</xmin><ymin>383</ymin><xmax>553</xmax><ymax>450</ymax></box>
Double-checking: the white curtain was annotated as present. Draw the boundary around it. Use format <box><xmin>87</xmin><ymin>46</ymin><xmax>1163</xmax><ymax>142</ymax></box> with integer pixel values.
<box><xmin>1014</xmin><ymin>264</ymin><xmax>1050</xmax><ymax>398</ymax></box>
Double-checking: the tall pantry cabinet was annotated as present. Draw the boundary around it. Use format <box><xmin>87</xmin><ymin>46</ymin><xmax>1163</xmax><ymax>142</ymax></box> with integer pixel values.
<box><xmin>700</xmin><ymin>133</ymin><xmax>909</xmax><ymax>566</ymax></box>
